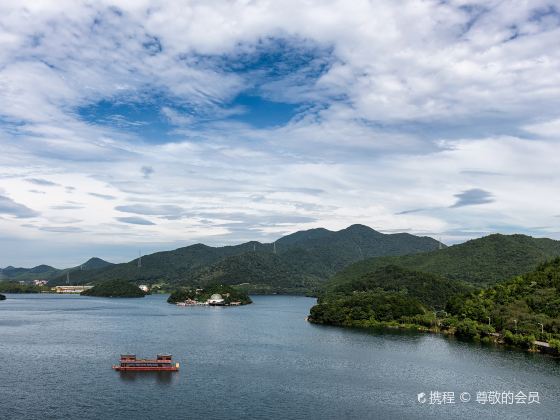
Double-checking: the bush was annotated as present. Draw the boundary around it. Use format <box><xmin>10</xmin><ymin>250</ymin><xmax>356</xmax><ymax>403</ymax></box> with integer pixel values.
<box><xmin>455</xmin><ymin>319</ymin><xmax>481</xmax><ymax>339</ymax></box>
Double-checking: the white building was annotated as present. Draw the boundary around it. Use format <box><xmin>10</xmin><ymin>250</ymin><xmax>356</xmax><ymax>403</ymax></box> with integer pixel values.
<box><xmin>33</xmin><ymin>279</ymin><xmax>48</xmax><ymax>286</ymax></box>
<box><xmin>138</xmin><ymin>285</ymin><xmax>149</xmax><ymax>292</ymax></box>
<box><xmin>207</xmin><ymin>293</ymin><xmax>225</xmax><ymax>305</ymax></box>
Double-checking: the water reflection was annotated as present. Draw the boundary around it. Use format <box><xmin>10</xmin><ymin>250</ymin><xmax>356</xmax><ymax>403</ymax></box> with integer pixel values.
<box><xmin>117</xmin><ymin>371</ymin><xmax>177</xmax><ymax>385</ymax></box>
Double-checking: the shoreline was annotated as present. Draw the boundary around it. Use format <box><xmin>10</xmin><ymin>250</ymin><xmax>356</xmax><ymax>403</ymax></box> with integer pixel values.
<box><xmin>307</xmin><ymin>317</ymin><xmax>560</xmax><ymax>357</ymax></box>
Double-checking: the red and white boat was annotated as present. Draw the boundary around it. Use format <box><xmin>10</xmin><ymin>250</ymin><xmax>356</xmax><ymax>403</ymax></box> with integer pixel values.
<box><xmin>112</xmin><ymin>354</ymin><xmax>180</xmax><ymax>371</ymax></box>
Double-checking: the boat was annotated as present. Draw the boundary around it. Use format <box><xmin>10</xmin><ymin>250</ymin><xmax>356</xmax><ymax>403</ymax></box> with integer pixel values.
<box><xmin>112</xmin><ymin>354</ymin><xmax>180</xmax><ymax>371</ymax></box>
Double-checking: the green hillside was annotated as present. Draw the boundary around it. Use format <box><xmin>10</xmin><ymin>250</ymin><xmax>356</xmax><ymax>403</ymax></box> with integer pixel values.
<box><xmin>309</xmin><ymin>265</ymin><xmax>472</xmax><ymax>327</ymax></box>
<box><xmin>46</xmin><ymin>224</ymin><xmax>443</xmax><ymax>293</ymax></box>
<box><xmin>324</xmin><ymin>265</ymin><xmax>473</xmax><ymax>308</ymax></box>
<box><xmin>333</xmin><ymin>234</ymin><xmax>560</xmax><ymax>287</ymax></box>
<box><xmin>446</xmin><ymin>257</ymin><xmax>560</xmax><ymax>340</ymax></box>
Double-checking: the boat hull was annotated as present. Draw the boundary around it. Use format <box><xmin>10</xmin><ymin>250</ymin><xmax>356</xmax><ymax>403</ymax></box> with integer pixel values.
<box><xmin>113</xmin><ymin>365</ymin><xmax>179</xmax><ymax>372</ymax></box>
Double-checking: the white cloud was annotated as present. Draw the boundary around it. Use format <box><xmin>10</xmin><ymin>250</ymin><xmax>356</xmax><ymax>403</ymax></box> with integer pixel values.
<box><xmin>0</xmin><ymin>0</ymin><xmax>559</xmax><ymax>265</ymax></box>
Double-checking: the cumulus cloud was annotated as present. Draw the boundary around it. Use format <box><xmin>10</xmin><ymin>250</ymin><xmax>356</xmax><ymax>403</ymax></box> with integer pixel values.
<box><xmin>0</xmin><ymin>1</ymin><xmax>559</xmax><ymax>265</ymax></box>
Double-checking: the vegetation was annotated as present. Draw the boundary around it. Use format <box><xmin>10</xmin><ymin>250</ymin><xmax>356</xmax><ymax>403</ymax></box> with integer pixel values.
<box><xmin>81</xmin><ymin>279</ymin><xmax>146</xmax><ymax>298</ymax></box>
<box><xmin>323</xmin><ymin>265</ymin><xmax>473</xmax><ymax>308</ymax></box>
<box><xmin>46</xmin><ymin>224</ymin><xmax>443</xmax><ymax>294</ymax></box>
<box><xmin>333</xmin><ymin>234</ymin><xmax>560</xmax><ymax>287</ymax></box>
<box><xmin>445</xmin><ymin>257</ymin><xmax>560</xmax><ymax>343</ymax></box>
<box><xmin>167</xmin><ymin>284</ymin><xmax>252</xmax><ymax>305</ymax></box>
<box><xmin>0</xmin><ymin>282</ymin><xmax>46</xmax><ymax>293</ymax></box>
<box><xmin>309</xmin><ymin>291</ymin><xmax>428</xmax><ymax>327</ymax></box>
<box><xmin>0</xmin><ymin>265</ymin><xmax>59</xmax><ymax>282</ymax></box>
<box><xmin>309</xmin><ymin>265</ymin><xmax>469</xmax><ymax>327</ymax></box>
<box><xmin>310</xmin><ymin>256</ymin><xmax>560</xmax><ymax>353</ymax></box>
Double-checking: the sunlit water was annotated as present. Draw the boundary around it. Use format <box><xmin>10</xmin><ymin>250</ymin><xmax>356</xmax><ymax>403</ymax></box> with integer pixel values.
<box><xmin>1</xmin><ymin>294</ymin><xmax>559</xmax><ymax>419</ymax></box>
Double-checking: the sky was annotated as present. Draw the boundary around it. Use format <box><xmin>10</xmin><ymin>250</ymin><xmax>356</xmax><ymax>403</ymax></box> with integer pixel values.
<box><xmin>1</xmin><ymin>0</ymin><xmax>560</xmax><ymax>267</ymax></box>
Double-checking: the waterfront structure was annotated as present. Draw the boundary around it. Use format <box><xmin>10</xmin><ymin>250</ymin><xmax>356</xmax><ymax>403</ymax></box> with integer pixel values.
<box><xmin>208</xmin><ymin>293</ymin><xmax>225</xmax><ymax>305</ymax></box>
<box><xmin>138</xmin><ymin>284</ymin><xmax>149</xmax><ymax>292</ymax></box>
<box><xmin>33</xmin><ymin>279</ymin><xmax>48</xmax><ymax>286</ymax></box>
<box><xmin>112</xmin><ymin>354</ymin><xmax>180</xmax><ymax>371</ymax></box>
<box><xmin>53</xmin><ymin>285</ymin><xmax>93</xmax><ymax>294</ymax></box>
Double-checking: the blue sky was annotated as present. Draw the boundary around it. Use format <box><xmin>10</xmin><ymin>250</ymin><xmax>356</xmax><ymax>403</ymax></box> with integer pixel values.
<box><xmin>0</xmin><ymin>0</ymin><xmax>560</xmax><ymax>267</ymax></box>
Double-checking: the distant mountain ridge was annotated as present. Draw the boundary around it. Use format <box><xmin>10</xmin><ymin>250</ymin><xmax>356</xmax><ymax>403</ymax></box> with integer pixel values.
<box><xmin>0</xmin><ymin>258</ymin><xmax>113</xmax><ymax>282</ymax></box>
<box><xmin>46</xmin><ymin>224</ymin><xmax>444</xmax><ymax>293</ymax></box>
<box><xmin>331</xmin><ymin>233</ymin><xmax>560</xmax><ymax>287</ymax></box>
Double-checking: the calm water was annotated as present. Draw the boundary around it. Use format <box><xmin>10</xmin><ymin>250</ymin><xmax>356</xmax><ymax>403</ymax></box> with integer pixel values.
<box><xmin>1</xmin><ymin>294</ymin><xmax>559</xmax><ymax>420</ymax></box>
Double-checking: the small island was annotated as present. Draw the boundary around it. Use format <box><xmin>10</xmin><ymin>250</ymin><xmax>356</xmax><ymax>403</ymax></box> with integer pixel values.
<box><xmin>0</xmin><ymin>293</ymin><xmax>6</xmax><ymax>300</ymax></box>
<box><xmin>81</xmin><ymin>279</ymin><xmax>147</xmax><ymax>298</ymax></box>
<box><xmin>167</xmin><ymin>284</ymin><xmax>252</xmax><ymax>306</ymax></box>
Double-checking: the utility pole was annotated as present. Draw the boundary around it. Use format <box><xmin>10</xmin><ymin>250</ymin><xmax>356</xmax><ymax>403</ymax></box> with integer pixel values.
<box><xmin>538</xmin><ymin>322</ymin><xmax>544</xmax><ymax>334</ymax></box>
<box><xmin>66</xmin><ymin>272</ymin><xmax>70</xmax><ymax>285</ymax></box>
<box><xmin>138</xmin><ymin>250</ymin><xmax>142</xmax><ymax>268</ymax></box>
<box><xmin>273</xmin><ymin>242</ymin><xmax>277</xmax><ymax>254</ymax></box>
<box><xmin>488</xmin><ymin>316</ymin><xmax>491</xmax><ymax>326</ymax></box>
<box><xmin>513</xmin><ymin>319</ymin><xmax>517</xmax><ymax>333</ymax></box>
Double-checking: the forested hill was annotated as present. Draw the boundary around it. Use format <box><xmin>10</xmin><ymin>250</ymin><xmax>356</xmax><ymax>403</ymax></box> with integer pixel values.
<box><xmin>47</xmin><ymin>224</ymin><xmax>443</xmax><ymax>292</ymax></box>
<box><xmin>0</xmin><ymin>258</ymin><xmax>113</xmax><ymax>282</ymax></box>
<box><xmin>332</xmin><ymin>234</ymin><xmax>560</xmax><ymax>287</ymax></box>
<box><xmin>309</xmin><ymin>265</ymin><xmax>473</xmax><ymax>327</ymax></box>
<box><xmin>445</xmin><ymin>257</ymin><xmax>560</xmax><ymax>339</ymax></box>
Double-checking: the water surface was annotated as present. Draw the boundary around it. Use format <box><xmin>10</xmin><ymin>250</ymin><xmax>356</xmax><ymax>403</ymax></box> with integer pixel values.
<box><xmin>1</xmin><ymin>294</ymin><xmax>558</xmax><ymax>419</ymax></box>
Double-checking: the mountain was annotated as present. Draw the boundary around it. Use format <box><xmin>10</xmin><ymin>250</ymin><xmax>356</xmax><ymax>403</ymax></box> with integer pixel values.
<box><xmin>80</xmin><ymin>257</ymin><xmax>113</xmax><ymax>270</ymax></box>
<box><xmin>0</xmin><ymin>258</ymin><xmax>113</xmax><ymax>282</ymax></box>
<box><xmin>0</xmin><ymin>264</ymin><xmax>60</xmax><ymax>281</ymax></box>
<box><xmin>47</xmin><ymin>224</ymin><xmax>444</xmax><ymax>293</ymax></box>
<box><xmin>332</xmin><ymin>234</ymin><xmax>560</xmax><ymax>287</ymax></box>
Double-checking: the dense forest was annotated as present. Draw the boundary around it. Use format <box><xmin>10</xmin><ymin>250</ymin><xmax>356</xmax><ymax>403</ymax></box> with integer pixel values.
<box><xmin>332</xmin><ymin>234</ymin><xmax>560</xmax><ymax>287</ymax></box>
<box><xmin>444</xmin><ymin>258</ymin><xmax>560</xmax><ymax>346</ymax></box>
<box><xmin>81</xmin><ymin>279</ymin><xmax>147</xmax><ymax>298</ymax></box>
<box><xmin>167</xmin><ymin>284</ymin><xmax>252</xmax><ymax>305</ymax></box>
<box><xmin>309</xmin><ymin>265</ymin><xmax>469</xmax><ymax>328</ymax></box>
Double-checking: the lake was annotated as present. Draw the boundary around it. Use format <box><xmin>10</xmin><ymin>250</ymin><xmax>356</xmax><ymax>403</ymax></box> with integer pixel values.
<box><xmin>1</xmin><ymin>294</ymin><xmax>559</xmax><ymax>419</ymax></box>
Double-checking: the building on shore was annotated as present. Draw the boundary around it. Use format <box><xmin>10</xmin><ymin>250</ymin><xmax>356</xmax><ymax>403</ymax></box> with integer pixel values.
<box><xmin>207</xmin><ymin>293</ymin><xmax>225</xmax><ymax>306</ymax></box>
<box><xmin>53</xmin><ymin>285</ymin><xmax>93</xmax><ymax>294</ymax></box>
<box><xmin>33</xmin><ymin>279</ymin><xmax>48</xmax><ymax>286</ymax></box>
<box><xmin>138</xmin><ymin>285</ymin><xmax>149</xmax><ymax>292</ymax></box>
